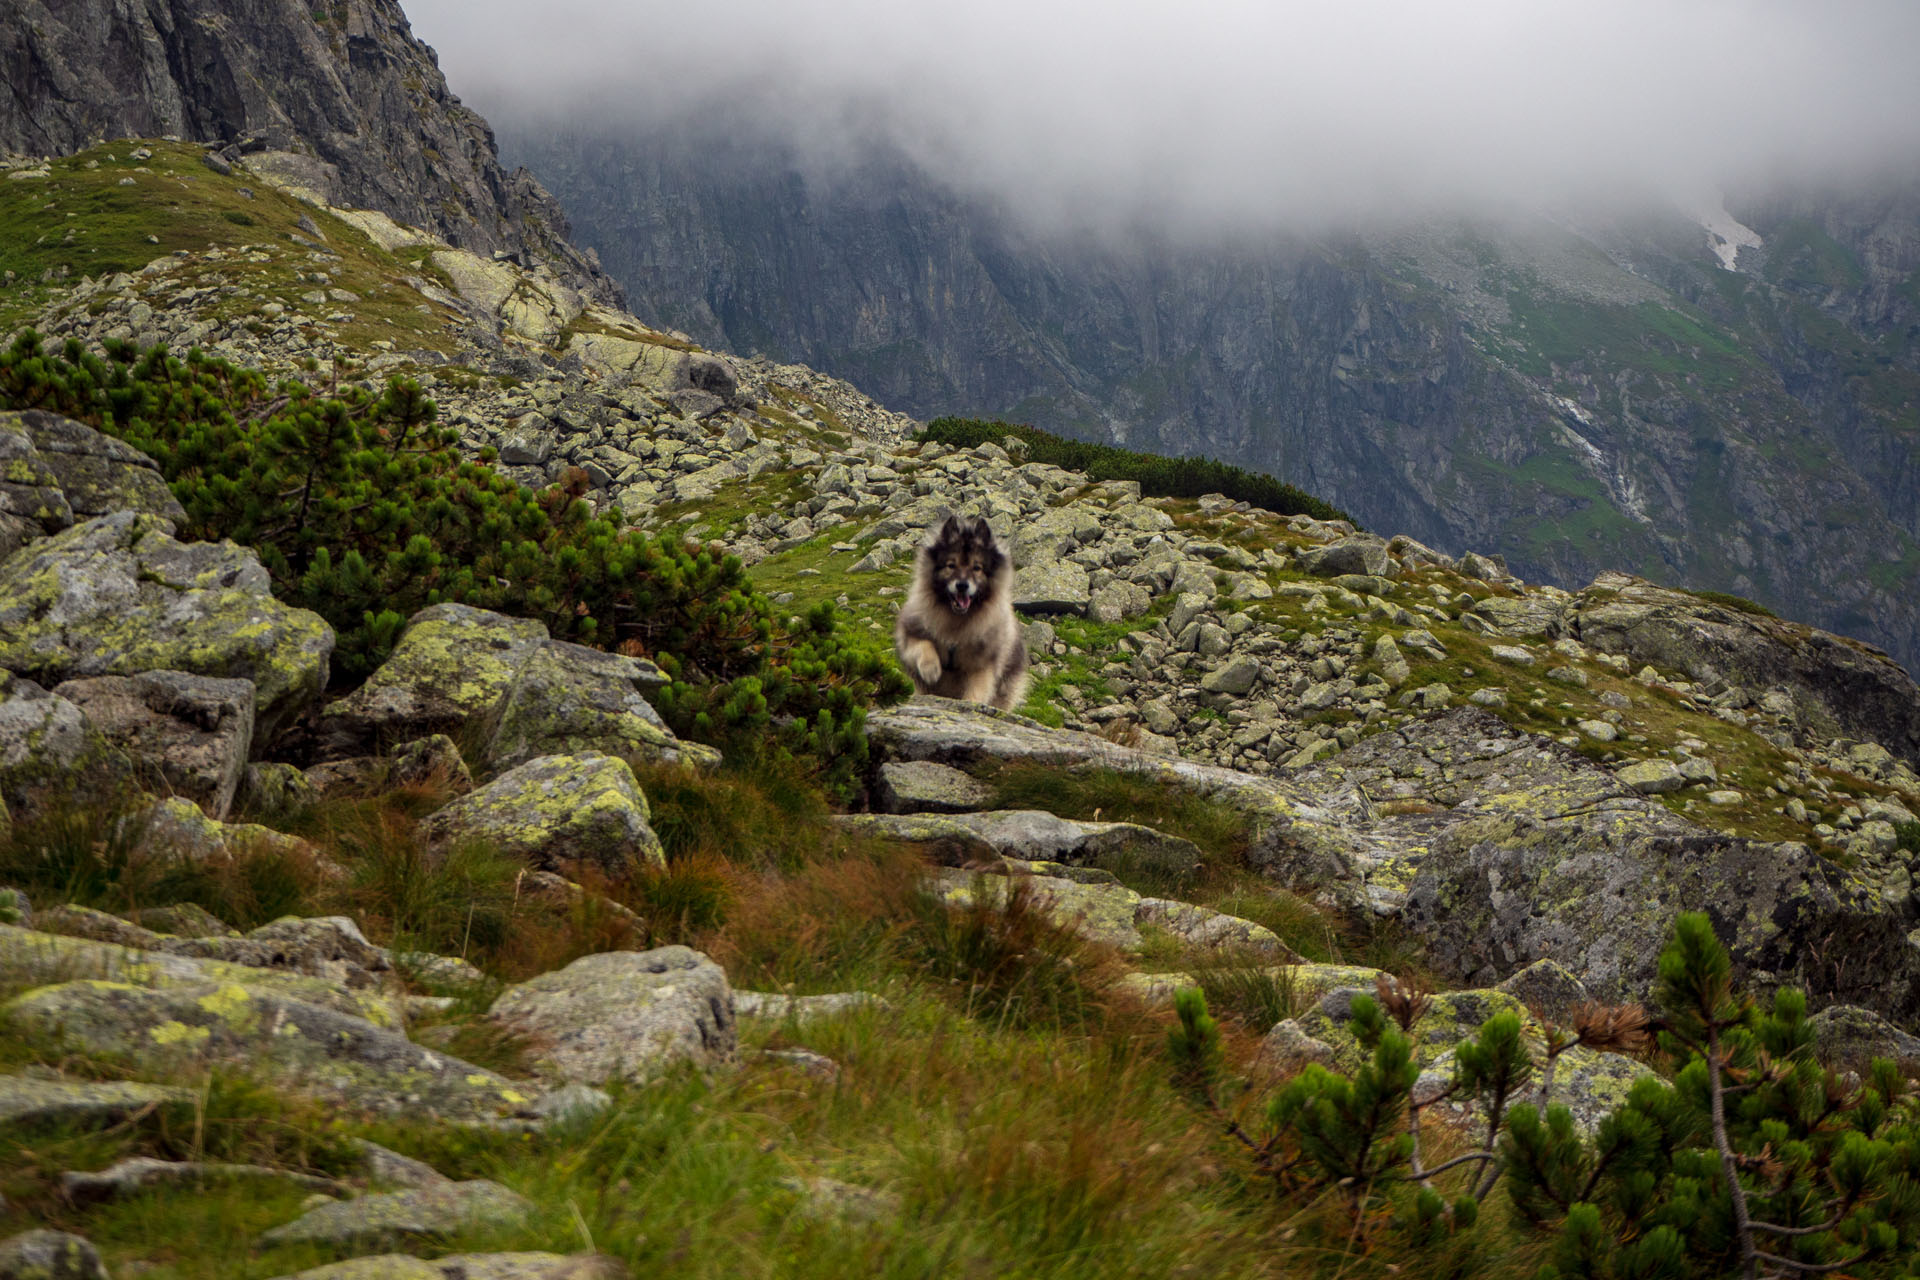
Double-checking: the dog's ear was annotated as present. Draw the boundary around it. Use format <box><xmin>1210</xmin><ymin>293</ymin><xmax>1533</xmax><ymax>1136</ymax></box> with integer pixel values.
<box><xmin>972</xmin><ymin>519</ymin><xmax>998</xmax><ymax>549</ymax></box>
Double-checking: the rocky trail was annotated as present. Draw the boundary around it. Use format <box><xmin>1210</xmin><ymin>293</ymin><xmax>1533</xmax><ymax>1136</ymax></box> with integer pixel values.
<box><xmin>5</xmin><ymin>136</ymin><xmax>1920</xmax><ymax>1277</ymax></box>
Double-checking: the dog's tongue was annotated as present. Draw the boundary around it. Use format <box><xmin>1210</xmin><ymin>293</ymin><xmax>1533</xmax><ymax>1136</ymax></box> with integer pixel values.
<box><xmin>954</xmin><ymin>595</ymin><xmax>973</xmax><ymax>613</ymax></box>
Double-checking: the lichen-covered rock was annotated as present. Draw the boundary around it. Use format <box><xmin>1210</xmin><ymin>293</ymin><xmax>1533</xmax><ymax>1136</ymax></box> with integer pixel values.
<box><xmin>1617</xmin><ymin>758</ymin><xmax>1684</xmax><ymax>794</ymax></box>
<box><xmin>61</xmin><ymin>1155</ymin><xmax>344</xmax><ymax>1206</ymax></box>
<box><xmin>1808</xmin><ymin>1004</ymin><xmax>1920</xmax><ymax>1065</ymax></box>
<box><xmin>733</xmin><ymin>990</ymin><xmax>890</xmax><ymax>1023</ymax></box>
<box><xmin>831</xmin><ymin>812</ymin><xmax>999</xmax><ymax>865</ymax></box>
<box><xmin>1495</xmin><ymin>959</ymin><xmax>1593</xmax><ymax>1024</ymax></box>
<box><xmin>4</xmin><ymin>980</ymin><xmax>526</xmax><ymax>1119</ymax></box>
<box><xmin>0</xmin><ymin>415</ymin><xmax>75</xmax><ymax>561</ymax></box>
<box><xmin>930</xmin><ymin>867</ymin><xmax>1143</xmax><ymax>950</ymax></box>
<box><xmin>0</xmin><ymin>671</ymin><xmax>127</xmax><ymax>822</ymax></box>
<box><xmin>242</xmin><ymin>761</ymin><xmax>319</xmax><ymax>814</ymax></box>
<box><xmin>874</xmin><ymin>760</ymin><xmax>991</xmax><ymax>814</ymax></box>
<box><xmin>487</xmin><ymin>946</ymin><xmax>736</xmax><ymax>1085</ymax></box>
<box><xmin>257</xmin><ymin>1179</ymin><xmax>533</xmax><ymax>1250</ymax></box>
<box><xmin>420</xmin><ymin>754</ymin><xmax>666</xmax><ymax>873</ymax></box>
<box><xmin>937</xmin><ymin>809</ymin><xmax>1203</xmax><ymax>881</ymax></box>
<box><xmin>482</xmin><ymin>638</ymin><xmax>691</xmax><ymax>772</ymax></box>
<box><xmin>1252</xmin><ymin>1018</ymin><xmax>1338</xmax><ymax>1076</ymax></box>
<box><xmin>53</xmin><ymin>671</ymin><xmax>254</xmax><ymax>819</ymax></box>
<box><xmin>0</xmin><ymin>1073</ymin><xmax>193</xmax><ymax>1129</ymax></box>
<box><xmin>318</xmin><ymin>603</ymin><xmax>547</xmax><ymax>754</ymax></box>
<box><xmin>1136</xmin><ymin>898</ymin><xmax>1296</xmax><ymax>957</ymax></box>
<box><xmin>1298</xmin><ymin>535</ymin><xmax>1390</xmax><ymax>578</ymax></box>
<box><xmin>0</xmin><ymin>1229</ymin><xmax>110</xmax><ymax>1280</ymax></box>
<box><xmin>126</xmin><ymin>902</ymin><xmax>237</xmax><ymax>938</ymax></box>
<box><xmin>1013</xmin><ymin>560</ymin><xmax>1092</xmax><ymax>615</ymax></box>
<box><xmin>1</xmin><ymin>409</ymin><xmax>184</xmax><ymax>526</ymax></box>
<box><xmin>0</xmin><ymin>512</ymin><xmax>331</xmax><ymax>741</ymax></box>
<box><xmin>1468</xmin><ymin>594</ymin><xmax>1566</xmax><ymax>639</ymax></box>
<box><xmin>132</xmin><ymin>796</ymin><xmax>315</xmax><ymax>865</ymax></box>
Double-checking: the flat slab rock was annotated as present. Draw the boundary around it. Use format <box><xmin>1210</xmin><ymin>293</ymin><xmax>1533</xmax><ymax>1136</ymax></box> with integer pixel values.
<box><xmin>0</xmin><ymin>1073</ymin><xmax>193</xmax><ymax>1128</ymax></box>
<box><xmin>258</xmin><ymin>1180</ymin><xmax>533</xmax><ymax>1250</ymax></box>
<box><xmin>61</xmin><ymin>1155</ymin><xmax>344</xmax><ymax>1205</ymax></box>
<box><xmin>487</xmin><ymin>946</ymin><xmax>736</xmax><ymax>1085</ymax></box>
<box><xmin>265</xmin><ymin>1254</ymin><xmax>627</xmax><ymax>1280</ymax></box>
<box><xmin>837</xmin><ymin>809</ymin><xmax>1200</xmax><ymax>880</ymax></box>
<box><xmin>421</xmin><ymin>753</ymin><xmax>666</xmax><ymax>874</ymax></box>
<box><xmin>874</xmin><ymin>759</ymin><xmax>991</xmax><ymax>814</ymax></box>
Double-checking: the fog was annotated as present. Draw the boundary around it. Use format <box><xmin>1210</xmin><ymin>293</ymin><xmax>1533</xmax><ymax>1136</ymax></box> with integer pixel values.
<box><xmin>405</xmin><ymin>0</ymin><xmax>1920</xmax><ymax>233</ymax></box>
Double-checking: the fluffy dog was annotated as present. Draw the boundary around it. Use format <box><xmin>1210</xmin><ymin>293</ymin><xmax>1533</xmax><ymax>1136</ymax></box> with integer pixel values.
<box><xmin>894</xmin><ymin>514</ymin><xmax>1030</xmax><ymax>710</ymax></box>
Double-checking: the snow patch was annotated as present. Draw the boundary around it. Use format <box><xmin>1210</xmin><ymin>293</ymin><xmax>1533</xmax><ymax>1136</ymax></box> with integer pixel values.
<box><xmin>1684</xmin><ymin>193</ymin><xmax>1763</xmax><ymax>272</ymax></box>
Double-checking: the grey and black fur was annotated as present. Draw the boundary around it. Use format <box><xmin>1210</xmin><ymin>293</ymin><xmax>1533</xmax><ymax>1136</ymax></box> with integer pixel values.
<box><xmin>894</xmin><ymin>515</ymin><xmax>1030</xmax><ymax>710</ymax></box>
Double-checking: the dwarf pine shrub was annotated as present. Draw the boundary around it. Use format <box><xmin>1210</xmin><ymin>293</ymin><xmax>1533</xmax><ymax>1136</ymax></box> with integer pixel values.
<box><xmin>0</xmin><ymin>333</ymin><xmax>910</xmax><ymax>789</ymax></box>
<box><xmin>1171</xmin><ymin>914</ymin><xmax>1920</xmax><ymax>1277</ymax></box>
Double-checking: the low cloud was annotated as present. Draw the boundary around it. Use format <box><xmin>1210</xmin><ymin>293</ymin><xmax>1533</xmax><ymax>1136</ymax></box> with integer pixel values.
<box><xmin>407</xmin><ymin>0</ymin><xmax>1920</xmax><ymax>233</ymax></box>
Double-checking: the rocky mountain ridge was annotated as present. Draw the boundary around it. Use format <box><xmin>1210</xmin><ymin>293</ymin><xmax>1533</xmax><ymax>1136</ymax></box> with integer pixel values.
<box><xmin>1</xmin><ymin>0</ymin><xmax>618</xmax><ymax>303</ymax></box>
<box><xmin>500</xmin><ymin>127</ymin><xmax>1920</xmax><ymax>672</ymax></box>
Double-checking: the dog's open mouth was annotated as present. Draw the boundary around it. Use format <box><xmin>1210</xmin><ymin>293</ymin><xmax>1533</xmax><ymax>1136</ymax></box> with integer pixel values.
<box><xmin>950</xmin><ymin>594</ymin><xmax>973</xmax><ymax>614</ymax></box>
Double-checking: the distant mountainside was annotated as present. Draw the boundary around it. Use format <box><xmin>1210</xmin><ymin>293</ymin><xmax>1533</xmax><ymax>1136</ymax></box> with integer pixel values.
<box><xmin>0</xmin><ymin>0</ymin><xmax>618</xmax><ymax>302</ymax></box>
<box><xmin>500</xmin><ymin>125</ymin><xmax>1920</xmax><ymax>672</ymax></box>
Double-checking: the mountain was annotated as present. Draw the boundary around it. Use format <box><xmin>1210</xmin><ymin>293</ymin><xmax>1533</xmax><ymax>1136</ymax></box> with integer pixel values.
<box><xmin>498</xmin><ymin>124</ymin><xmax>1920</xmax><ymax>673</ymax></box>
<box><xmin>0</xmin><ymin>0</ymin><xmax>618</xmax><ymax>301</ymax></box>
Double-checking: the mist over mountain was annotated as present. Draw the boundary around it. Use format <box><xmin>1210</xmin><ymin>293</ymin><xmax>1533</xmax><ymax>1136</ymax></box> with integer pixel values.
<box><xmin>412</xmin><ymin>1</ymin><xmax>1920</xmax><ymax>669</ymax></box>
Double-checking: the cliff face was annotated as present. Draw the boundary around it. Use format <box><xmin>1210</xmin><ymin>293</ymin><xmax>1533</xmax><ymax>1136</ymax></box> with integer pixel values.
<box><xmin>504</xmin><ymin>125</ymin><xmax>1920</xmax><ymax>674</ymax></box>
<box><xmin>0</xmin><ymin>0</ymin><xmax>618</xmax><ymax>302</ymax></box>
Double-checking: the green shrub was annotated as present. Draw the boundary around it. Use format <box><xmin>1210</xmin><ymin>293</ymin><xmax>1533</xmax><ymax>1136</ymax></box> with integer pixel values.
<box><xmin>922</xmin><ymin>415</ymin><xmax>1354</xmax><ymax>524</ymax></box>
<box><xmin>0</xmin><ymin>333</ymin><xmax>910</xmax><ymax>789</ymax></box>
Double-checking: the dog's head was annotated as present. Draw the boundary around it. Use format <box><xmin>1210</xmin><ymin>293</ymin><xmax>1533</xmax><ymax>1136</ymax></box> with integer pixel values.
<box><xmin>922</xmin><ymin>515</ymin><xmax>1007</xmax><ymax>617</ymax></box>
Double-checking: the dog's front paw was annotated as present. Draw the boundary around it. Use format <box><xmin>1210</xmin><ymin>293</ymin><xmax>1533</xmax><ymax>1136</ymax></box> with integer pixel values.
<box><xmin>911</xmin><ymin>650</ymin><xmax>944</xmax><ymax>686</ymax></box>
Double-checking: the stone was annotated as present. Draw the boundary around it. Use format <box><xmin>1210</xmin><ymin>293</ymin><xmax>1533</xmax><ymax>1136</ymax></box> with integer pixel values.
<box><xmin>1469</xmin><ymin>595</ymin><xmax>1565</xmax><ymax>639</ymax></box>
<box><xmin>52</xmin><ymin>670</ymin><xmax>255</xmax><ymax>819</ymax></box>
<box><xmin>389</xmin><ymin>734</ymin><xmax>473</xmax><ymax>791</ymax></box>
<box><xmin>0</xmin><ymin>672</ymin><xmax>127</xmax><ymax>822</ymax></box>
<box><xmin>1397</xmin><ymin>683</ymin><xmax>1453</xmax><ymax>711</ymax></box>
<box><xmin>258</xmin><ymin>1180</ymin><xmax>533</xmax><ymax>1250</ymax></box>
<box><xmin>831</xmin><ymin>813</ymin><xmax>999</xmax><ymax>866</ymax></box>
<box><xmin>1087</xmin><ymin>580</ymin><xmax>1151</xmax><ymax>623</ymax></box>
<box><xmin>0</xmin><ymin>1074</ymin><xmax>193</xmax><ymax>1129</ymax></box>
<box><xmin>1201</xmin><ymin>655</ymin><xmax>1261</xmax><ymax>695</ymax></box>
<box><xmin>487</xmin><ymin>946</ymin><xmax>736</xmax><ymax>1084</ymax></box>
<box><xmin>132</xmin><ymin>796</ymin><xmax>313</xmax><ymax>866</ymax></box>
<box><xmin>1013</xmin><ymin>560</ymin><xmax>1092</xmax><ymax>615</ymax></box>
<box><xmin>1136</xmin><ymin>898</ymin><xmax>1296</xmax><ymax>956</ymax></box>
<box><xmin>734</xmin><ymin>991</ymin><xmax>890</xmax><ymax>1022</ymax></box>
<box><xmin>1489</xmin><ymin>644</ymin><xmax>1535</xmax><ymax>665</ymax></box>
<box><xmin>1494</xmin><ymin>959</ymin><xmax>1592</xmax><ymax>1024</ymax></box>
<box><xmin>874</xmin><ymin>760</ymin><xmax>991</xmax><ymax>814</ymax></box>
<box><xmin>1</xmin><ymin>409</ymin><xmax>182</xmax><ymax>561</ymax></box>
<box><xmin>920</xmin><ymin>809</ymin><xmax>1204</xmax><ymax>881</ymax></box>
<box><xmin>1576</xmin><ymin>720</ymin><xmax>1618</xmax><ymax>743</ymax></box>
<box><xmin>1297</xmin><ymin>535</ymin><xmax>1390</xmax><ymax>578</ymax></box>
<box><xmin>61</xmin><ymin>1156</ymin><xmax>343</xmax><ymax>1206</ymax></box>
<box><xmin>0</xmin><ymin>512</ymin><xmax>331</xmax><ymax>741</ymax></box>
<box><xmin>242</xmin><ymin>761</ymin><xmax>318</xmax><ymax>813</ymax></box>
<box><xmin>1252</xmin><ymin>1018</ymin><xmax>1338</xmax><ymax>1075</ymax></box>
<box><xmin>1468</xmin><ymin>688</ymin><xmax>1507</xmax><ymax>708</ymax></box>
<box><xmin>318</xmin><ymin>603</ymin><xmax>545</xmax><ymax>753</ymax></box>
<box><xmin>1371</xmin><ymin>634</ymin><xmax>1410</xmax><ymax>688</ymax></box>
<box><xmin>3</xmin><ymin>980</ymin><xmax>522</xmax><ymax>1120</ymax></box>
<box><xmin>931</xmin><ymin>866</ymin><xmax>1143</xmax><ymax>949</ymax></box>
<box><xmin>781</xmin><ymin>1176</ymin><xmax>901</xmax><ymax>1224</ymax></box>
<box><xmin>1808</xmin><ymin>1004</ymin><xmax>1920</xmax><ymax>1064</ymax></box>
<box><xmin>1617</xmin><ymin>759</ymin><xmax>1685</xmax><ymax>794</ymax></box>
<box><xmin>482</xmin><ymin>639</ymin><xmax>690</xmax><ymax>772</ymax></box>
<box><xmin>420</xmin><ymin>754</ymin><xmax>666</xmax><ymax>874</ymax></box>
<box><xmin>0</xmin><ymin>1231</ymin><xmax>109</xmax><ymax>1280</ymax></box>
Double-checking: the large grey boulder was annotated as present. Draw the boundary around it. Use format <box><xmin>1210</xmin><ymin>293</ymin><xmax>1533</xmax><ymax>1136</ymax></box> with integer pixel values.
<box><xmin>420</xmin><ymin>753</ymin><xmax>666</xmax><ymax>873</ymax></box>
<box><xmin>1298</xmin><ymin>535</ymin><xmax>1391</xmax><ymax>578</ymax></box>
<box><xmin>53</xmin><ymin>671</ymin><xmax>254</xmax><ymax>818</ymax></box>
<box><xmin>0</xmin><ymin>512</ymin><xmax>332</xmax><ymax>742</ymax></box>
<box><xmin>0</xmin><ymin>409</ymin><xmax>184</xmax><ymax>561</ymax></box>
<box><xmin>0</xmin><ymin>1074</ymin><xmax>193</xmax><ymax>1129</ymax></box>
<box><xmin>319</xmin><ymin>603</ymin><xmax>697</xmax><ymax>771</ymax></box>
<box><xmin>1467</xmin><ymin>594</ymin><xmax>1567</xmax><ymax>639</ymax></box>
<box><xmin>1570</xmin><ymin>571</ymin><xmax>1920</xmax><ymax>766</ymax></box>
<box><xmin>930</xmin><ymin>809</ymin><xmax>1203</xmax><ymax>881</ymax></box>
<box><xmin>0</xmin><ymin>1230</ymin><xmax>109</xmax><ymax>1280</ymax></box>
<box><xmin>487</xmin><ymin>946</ymin><xmax>736</xmax><ymax>1084</ymax></box>
<box><xmin>1013</xmin><ymin>560</ymin><xmax>1092</xmax><ymax>615</ymax></box>
<box><xmin>257</xmin><ymin>1180</ymin><xmax>532</xmax><ymax>1250</ymax></box>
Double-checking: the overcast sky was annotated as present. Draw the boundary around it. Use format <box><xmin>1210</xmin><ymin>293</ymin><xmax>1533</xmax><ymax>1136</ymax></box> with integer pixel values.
<box><xmin>406</xmin><ymin>0</ymin><xmax>1920</xmax><ymax>233</ymax></box>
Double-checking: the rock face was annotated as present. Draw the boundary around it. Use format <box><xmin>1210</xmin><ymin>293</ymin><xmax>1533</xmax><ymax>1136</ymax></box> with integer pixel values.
<box><xmin>487</xmin><ymin>946</ymin><xmax>736</xmax><ymax>1084</ymax></box>
<box><xmin>0</xmin><ymin>512</ymin><xmax>332</xmax><ymax>742</ymax></box>
<box><xmin>420</xmin><ymin>753</ymin><xmax>667</xmax><ymax>873</ymax></box>
<box><xmin>0</xmin><ymin>671</ymin><xmax>125</xmax><ymax>821</ymax></box>
<box><xmin>0</xmin><ymin>0</ymin><xmax>617</xmax><ymax>301</ymax></box>
<box><xmin>1569</xmin><ymin>572</ymin><xmax>1920</xmax><ymax>767</ymax></box>
<box><xmin>53</xmin><ymin>670</ymin><xmax>254</xmax><ymax>818</ymax></box>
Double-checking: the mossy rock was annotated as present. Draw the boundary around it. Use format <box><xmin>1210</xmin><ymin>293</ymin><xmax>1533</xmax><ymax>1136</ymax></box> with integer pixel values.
<box><xmin>0</xmin><ymin>671</ymin><xmax>129</xmax><ymax>822</ymax></box>
<box><xmin>420</xmin><ymin>753</ymin><xmax>666</xmax><ymax>874</ymax></box>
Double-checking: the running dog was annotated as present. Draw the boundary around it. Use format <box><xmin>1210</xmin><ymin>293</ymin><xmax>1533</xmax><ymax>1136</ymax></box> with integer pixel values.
<box><xmin>894</xmin><ymin>514</ymin><xmax>1029</xmax><ymax>710</ymax></box>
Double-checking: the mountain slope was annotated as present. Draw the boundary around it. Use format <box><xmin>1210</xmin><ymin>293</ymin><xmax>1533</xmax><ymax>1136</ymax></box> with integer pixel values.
<box><xmin>501</xmin><ymin>125</ymin><xmax>1920</xmax><ymax>673</ymax></box>
<box><xmin>0</xmin><ymin>0</ymin><xmax>618</xmax><ymax>301</ymax></box>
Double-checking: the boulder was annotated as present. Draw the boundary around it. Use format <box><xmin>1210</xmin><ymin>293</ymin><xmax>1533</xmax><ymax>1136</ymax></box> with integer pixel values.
<box><xmin>831</xmin><ymin>813</ymin><xmax>999</xmax><ymax>865</ymax></box>
<box><xmin>1297</xmin><ymin>536</ymin><xmax>1391</xmax><ymax>578</ymax></box>
<box><xmin>257</xmin><ymin>1179</ymin><xmax>532</xmax><ymax>1250</ymax></box>
<box><xmin>1136</xmin><ymin>898</ymin><xmax>1295</xmax><ymax>956</ymax></box>
<box><xmin>928</xmin><ymin>809</ymin><xmax>1204</xmax><ymax>881</ymax></box>
<box><xmin>1200</xmin><ymin>655</ymin><xmax>1261</xmax><ymax>695</ymax></box>
<box><xmin>1495</xmin><ymin>959</ymin><xmax>1593</xmax><ymax>1024</ymax></box>
<box><xmin>0</xmin><ymin>409</ymin><xmax>183</xmax><ymax>526</ymax></box>
<box><xmin>1013</xmin><ymin>560</ymin><xmax>1092</xmax><ymax>615</ymax></box>
<box><xmin>874</xmin><ymin>760</ymin><xmax>991</xmax><ymax>814</ymax></box>
<box><xmin>483</xmin><ymin>639</ymin><xmax>692</xmax><ymax>771</ymax></box>
<box><xmin>1617</xmin><ymin>758</ymin><xmax>1685</xmax><ymax>794</ymax></box>
<box><xmin>1570</xmin><ymin>571</ymin><xmax>1920</xmax><ymax>767</ymax></box>
<box><xmin>1808</xmin><ymin>1004</ymin><xmax>1920</xmax><ymax>1065</ymax></box>
<box><xmin>53</xmin><ymin>671</ymin><xmax>254</xmax><ymax>819</ymax></box>
<box><xmin>4</xmin><ymin>980</ymin><xmax>525</xmax><ymax>1119</ymax></box>
<box><xmin>930</xmin><ymin>865</ymin><xmax>1144</xmax><ymax>950</ymax></box>
<box><xmin>487</xmin><ymin>946</ymin><xmax>736</xmax><ymax>1084</ymax></box>
<box><xmin>132</xmin><ymin>796</ymin><xmax>315</xmax><ymax>866</ymax></box>
<box><xmin>420</xmin><ymin>754</ymin><xmax>666</xmax><ymax>873</ymax></box>
<box><xmin>318</xmin><ymin>603</ymin><xmax>545</xmax><ymax>754</ymax></box>
<box><xmin>1467</xmin><ymin>594</ymin><xmax>1566</xmax><ymax>639</ymax></box>
<box><xmin>0</xmin><ymin>512</ymin><xmax>331</xmax><ymax>741</ymax></box>
<box><xmin>61</xmin><ymin>1156</ymin><xmax>343</xmax><ymax>1206</ymax></box>
<box><xmin>0</xmin><ymin>671</ymin><xmax>127</xmax><ymax>822</ymax></box>
<box><xmin>0</xmin><ymin>1230</ymin><xmax>109</xmax><ymax>1280</ymax></box>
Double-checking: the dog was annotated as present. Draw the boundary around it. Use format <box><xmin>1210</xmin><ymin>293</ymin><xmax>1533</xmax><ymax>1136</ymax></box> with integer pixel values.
<box><xmin>894</xmin><ymin>514</ymin><xmax>1030</xmax><ymax>710</ymax></box>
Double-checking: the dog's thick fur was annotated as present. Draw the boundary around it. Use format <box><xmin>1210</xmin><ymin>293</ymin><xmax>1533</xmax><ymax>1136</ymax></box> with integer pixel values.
<box><xmin>894</xmin><ymin>515</ymin><xmax>1030</xmax><ymax>710</ymax></box>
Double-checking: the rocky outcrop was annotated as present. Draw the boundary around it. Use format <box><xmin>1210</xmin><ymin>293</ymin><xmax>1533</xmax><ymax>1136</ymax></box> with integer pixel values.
<box><xmin>0</xmin><ymin>0</ymin><xmax>617</xmax><ymax>301</ymax></box>
<box><xmin>53</xmin><ymin>670</ymin><xmax>254</xmax><ymax>819</ymax></box>
<box><xmin>0</xmin><ymin>512</ymin><xmax>332</xmax><ymax>742</ymax></box>
<box><xmin>1</xmin><ymin>408</ymin><xmax>184</xmax><ymax>560</ymax></box>
<box><xmin>419</xmin><ymin>753</ymin><xmax>667</xmax><ymax>874</ymax></box>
